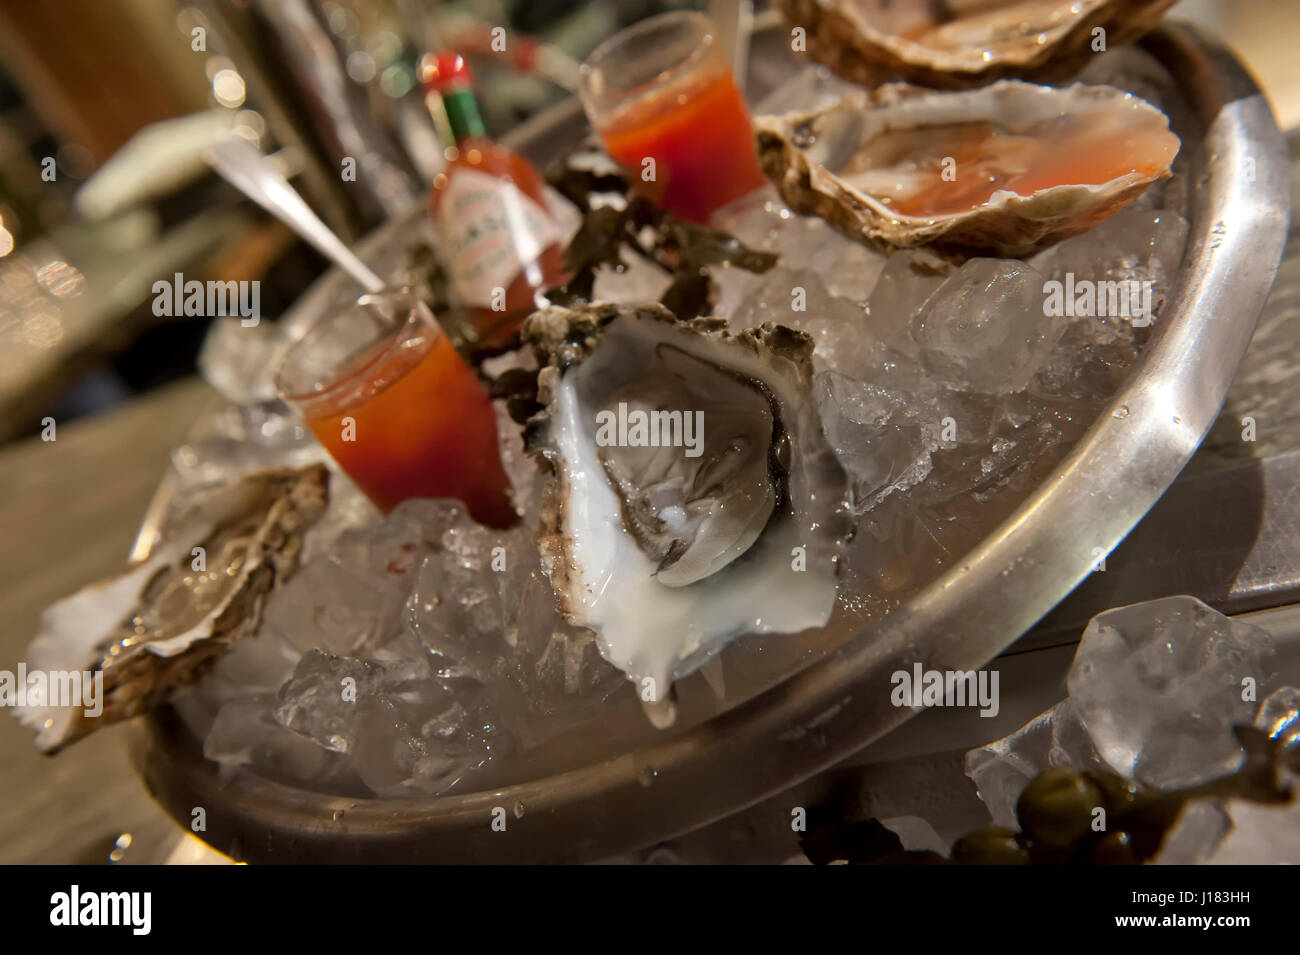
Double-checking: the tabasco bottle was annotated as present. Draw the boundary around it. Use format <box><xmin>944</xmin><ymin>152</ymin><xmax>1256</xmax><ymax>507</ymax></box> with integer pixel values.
<box><xmin>422</xmin><ymin>52</ymin><xmax>568</xmax><ymax>349</ymax></box>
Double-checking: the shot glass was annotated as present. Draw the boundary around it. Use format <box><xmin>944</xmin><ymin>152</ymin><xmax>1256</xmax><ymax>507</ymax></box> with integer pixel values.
<box><xmin>579</xmin><ymin>11</ymin><xmax>767</xmax><ymax>224</ymax></box>
<box><xmin>275</xmin><ymin>289</ymin><xmax>516</xmax><ymax>528</ymax></box>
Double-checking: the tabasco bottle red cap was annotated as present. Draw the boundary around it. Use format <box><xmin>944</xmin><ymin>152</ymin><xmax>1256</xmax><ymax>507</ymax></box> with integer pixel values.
<box><xmin>420</xmin><ymin>52</ymin><xmax>474</xmax><ymax>93</ymax></box>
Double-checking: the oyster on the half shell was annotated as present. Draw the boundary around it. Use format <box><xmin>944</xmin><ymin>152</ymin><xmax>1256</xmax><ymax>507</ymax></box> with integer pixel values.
<box><xmin>776</xmin><ymin>0</ymin><xmax>1178</xmax><ymax>89</ymax></box>
<box><xmin>522</xmin><ymin>303</ymin><xmax>851</xmax><ymax>712</ymax></box>
<box><xmin>755</xmin><ymin>80</ymin><xmax>1179</xmax><ymax>257</ymax></box>
<box><xmin>14</xmin><ymin>464</ymin><xmax>329</xmax><ymax>753</ymax></box>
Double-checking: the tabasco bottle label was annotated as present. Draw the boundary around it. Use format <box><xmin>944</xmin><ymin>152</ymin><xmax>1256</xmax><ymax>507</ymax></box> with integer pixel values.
<box><xmin>436</xmin><ymin>168</ymin><xmax>561</xmax><ymax>308</ymax></box>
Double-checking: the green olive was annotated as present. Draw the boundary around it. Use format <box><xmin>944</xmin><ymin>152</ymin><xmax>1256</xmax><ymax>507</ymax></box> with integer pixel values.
<box><xmin>951</xmin><ymin>826</ymin><xmax>1030</xmax><ymax>865</ymax></box>
<box><xmin>1016</xmin><ymin>767</ymin><xmax>1104</xmax><ymax>848</ymax></box>
<box><xmin>1085</xmin><ymin>769</ymin><xmax>1142</xmax><ymax>814</ymax></box>
<box><xmin>1090</xmin><ymin>830</ymin><xmax>1140</xmax><ymax>865</ymax></box>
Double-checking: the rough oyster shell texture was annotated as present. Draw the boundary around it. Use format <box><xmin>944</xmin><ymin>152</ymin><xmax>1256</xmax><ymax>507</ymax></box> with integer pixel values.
<box><xmin>776</xmin><ymin>0</ymin><xmax>1179</xmax><ymax>89</ymax></box>
<box><xmin>755</xmin><ymin>80</ymin><xmax>1179</xmax><ymax>257</ymax></box>
<box><xmin>14</xmin><ymin>464</ymin><xmax>328</xmax><ymax>753</ymax></box>
<box><xmin>522</xmin><ymin>303</ymin><xmax>851</xmax><ymax>703</ymax></box>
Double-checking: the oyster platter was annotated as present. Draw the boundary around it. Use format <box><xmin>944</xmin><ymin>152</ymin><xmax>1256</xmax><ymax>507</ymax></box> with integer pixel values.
<box><xmin>13</xmin><ymin>3</ymin><xmax>1289</xmax><ymax>861</ymax></box>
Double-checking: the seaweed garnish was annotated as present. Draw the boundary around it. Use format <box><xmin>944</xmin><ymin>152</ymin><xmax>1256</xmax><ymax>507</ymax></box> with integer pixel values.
<box><xmin>489</xmin><ymin>366</ymin><xmax>543</xmax><ymax>425</ymax></box>
<box><xmin>544</xmin><ymin>155</ymin><xmax>778</xmax><ymax>320</ymax></box>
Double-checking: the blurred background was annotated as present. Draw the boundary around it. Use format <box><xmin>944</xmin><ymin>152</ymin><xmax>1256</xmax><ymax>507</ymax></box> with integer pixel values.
<box><xmin>0</xmin><ymin>0</ymin><xmax>704</xmax><ymax>441</ymax></box>
<box><xmin>0</xmin><ymin>0</ymin><xmax>1298</xmax><ymax>863</ymax></box>
<box><xmin>0</xmin><ymin>0</ymin><xmax>1294</xmax><ymax>442</ymax></box>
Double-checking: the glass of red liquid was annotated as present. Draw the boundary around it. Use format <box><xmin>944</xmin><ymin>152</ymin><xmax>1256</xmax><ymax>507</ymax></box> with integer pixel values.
<box><xmin>579</xmin><ymin>11</ymin><xmax>767</xmax><ymax>224</ymax></box>
<box><xmin>276</xmin><ymin>290</ymin><xmax>516</xmax><ymax>528</ymax></box>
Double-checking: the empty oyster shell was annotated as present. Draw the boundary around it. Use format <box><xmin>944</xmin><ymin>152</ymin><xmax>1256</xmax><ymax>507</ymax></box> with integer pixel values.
<box><xmin>14</xmin><ymin>464</ymin><xmax>328</xmax><ymax>753</ymax></box>
<box><xmin>522</xmin><ymin>303</ymin><xmax>851</xmax><ymax>705</ymax></box>
<box><xmin>776</xmin><ymin>0</ymin><xmax>1178</xmax><ymax>89</ymax></box>
<box><xmin>755</xmin><ymin>80</ymin><xmax>1179</xmax><ymax>257</ymax></box>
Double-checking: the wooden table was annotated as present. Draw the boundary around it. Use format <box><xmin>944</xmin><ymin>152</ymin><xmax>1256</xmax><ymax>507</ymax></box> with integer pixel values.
<box><xmin>0</xmin><ymin>376</ymin><xmax>215</xmax><ymax>863</ymax></box>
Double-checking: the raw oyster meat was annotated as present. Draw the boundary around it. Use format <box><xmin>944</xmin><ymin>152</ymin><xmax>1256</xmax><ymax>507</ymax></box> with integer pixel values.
<box><xmin>14</xmin><ymin>464</ymin><xmax>328</xmax><ymax>753</ymax></box>
<box><xmin>522</xmin><ymin>303</ymin><xmax>851</xmax><ymax>705</ymax></box>
<box><xmin>755</xmin><ymin>80</ymin><xmax>1179</xmax><ymax>257</ymax></box>
<box><xmin>776</xmin><ymin>0</ymin><xmax>1178</xmax><ymax>89</ymax></box>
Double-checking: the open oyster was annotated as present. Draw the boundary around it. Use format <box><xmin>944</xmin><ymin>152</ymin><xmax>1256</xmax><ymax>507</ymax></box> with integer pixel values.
<box><xmin>776</xmin><ymin>0</ymin><xmax>1178</xmax><ymax>89</ymax></box>
<box><xmin>14</xmin><ymin>464</ymin><xmax>329</xmax><ymax>753</ymax></box>
<box><xmin>756</xmin><ymin>80</ymin><xmax>1179</xmax><ymax>257</ymax></box>
<box><xmin>522</xmin><ymin>303</ymin><xmax>850</xmax><ymax>712</ymax></box>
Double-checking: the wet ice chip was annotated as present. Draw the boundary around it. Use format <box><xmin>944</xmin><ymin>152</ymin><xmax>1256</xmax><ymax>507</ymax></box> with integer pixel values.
<box><xmin>911</xmin><ymin>258</ymin><xmax>1060</xmax><ymax>394</ymax></box>
<box><xmin>1067</xmin><ymin>596</ymin><xmax>1275</xmax><ymax>790</ymax></box>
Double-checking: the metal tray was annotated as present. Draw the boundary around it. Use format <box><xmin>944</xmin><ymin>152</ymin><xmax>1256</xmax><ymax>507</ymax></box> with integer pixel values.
<box><xmin>129</xmin><ymin>22</ymin><xmax>1289</xmax><ymax>863</ymax></box>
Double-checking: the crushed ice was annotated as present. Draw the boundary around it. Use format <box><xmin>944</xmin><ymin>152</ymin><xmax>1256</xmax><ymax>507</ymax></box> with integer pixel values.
<box><xmin>175</xmin><ymin>65</ymin><xmax>1190</xmax><ymax>797</ymax></box>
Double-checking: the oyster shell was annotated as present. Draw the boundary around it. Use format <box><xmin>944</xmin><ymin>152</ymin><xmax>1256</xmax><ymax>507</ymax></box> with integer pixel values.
<box><xmin>14</xmin><ymin>464</ymin><xmax>328</xmax><ymax>753</ymax></box>
<box><xmin>522</xmin><ymin>303</ymin><xmax>851</xmax><ymax>705</ymax></box>
<box><xmin>755</xmin><ymin>80</ymin><xmax>1179</xmax><ymax>257</ymax></box>
<box><xmin>776</xmin><ymin>0</ymin><xmax>1178</xmax><ymax>89</ymax></box>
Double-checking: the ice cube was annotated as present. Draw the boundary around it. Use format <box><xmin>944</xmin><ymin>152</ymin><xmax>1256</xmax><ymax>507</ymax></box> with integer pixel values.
<box><xmin>809</xmin><ymin>232</ymin><xmax>887</xmax><ymax>305</ymax></box>
<box><xmin>274</xmin><ymin>649</ymin><xmax>504</xmax><ymax>796</ymax></box>
<box><xmin>406</xmin><ymin>511</ymin><xmax>624</xmax><ymax>723</ymax></box>
<box><xmin>707</xmin><ymin>184</ymin><xmax>786</xmax><ymax>251</ymax></box>
<box><xmin>968</xmin><ymin>617</ymin><xmax>1288</xmax><ymax>851</ymax></box>
<box><xmin>865</xmin><ymin>250</ymin><xmax>954</xmax><ymax>357</ymax></box>
<box><xmin>266</xmin><ymin>498</ymin><xmax>445</xmax><ymax>658</ymax></box>
<box><xmin>1028</xmin><ymin>208</ymin><xmax>1188</xmax><ymax>404</ymax></box>
<box><xmin>965</xmin><ymin>710</ymin><xmax>1053</xmax><ymax>829</ymax></box>
<box><xmin>1067</xmin><ymin>596</ymin><xmax>1276</xmax><ymax>790</ymax></box>
<box><xmin>201</xmin><ymin>627</ymin><xmax>301</xmax><ymax>705</ymax></box>
<box><xmin>711</xmin><ymin>185</ymin><xmax>886</xmax><ymax>319</ymax></box>
<box><xmin>729</xmin><ymin>266</ymin><xmax>873</xmax><ymax>375</ymax></box>
<box><xmin>169</xmin><ymin>418</ymin><xmax>324</xmax><ymax>493</ymax></box>
<box><xmin>406</xmin><ymin>509</ymin><xmax>533</xmax><ymax>681</ymax></box>
<box><xmin>503</xmin><ymin>573</ymin><xmax>626</xmax><ymax>725</ymax></box>
<box><xmin>204</xmin><ymin>695</ymin><xmax>347</xmax><ymax>784</ymax></box>
<box><xmin>963</xmin><ymin>701</ymin><xmax>1103</xmax><ymax>828</ymax></box>
<box><xmin>591</xmin><ymin>250</ymin><xmax>674</xmax><ymax>306</ymax></box>
<box><xmin>300</xmin><ymin>468</ymin><xmax>382</xmax><ymax>565</ymax></box>
<box><xmin>911</xmin><ymin>259</ymin><xmax>1061</xmax><ymax>394</ymax></box>
<box><xmin>1152</xmin><ymin>798</ymin><xmax>1233</xmax><ymax>864</ymax></box>
<box><xmin>931</xmin><ymin>389</ymin><xmax>1002</xmax><ymax>449</ymax></box>
<box><xmin>172</xmin><ymin>327</ymin><xmax>325</xmax><ymax>494</ymax></box>
<box><xmin>880</xmin><ymin>816</ymin><xmax>949</xmax><ymax>855</ymax></box>
<box><xmin>1030</xmin><ymin>208</ymin><xmax>1188</xmax><ymax>300</ymax></box>
<box><xmin>197</xmin><ymin>317</ymin><xmax>286</xmax><ymax>405</ymax></box>
<box><xmin>1201</xmin><ymin>797</ymin><xmax>1300</xmax><ymax>864</ymax></box>
<box><xmin>761</xmin><ymin>211</ymin><xmax>886</xmax><ymax>305</ymax></box>
<box><xmin>917</xmin><ymin>397</ymin><xmax>1078</xmax><ymax>507</ymax></box>
<box><xmin>815</xmin><ymin>371</ymin><xmax>935</xmax><ymax>511</ymax></box>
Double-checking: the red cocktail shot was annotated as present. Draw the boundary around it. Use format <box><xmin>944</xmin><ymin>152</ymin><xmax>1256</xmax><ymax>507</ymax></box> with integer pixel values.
<box><xmin>580</xmin><ymin>12</ymin><xmax>767</xmax><ymax>224</ymax></box>
<box><xmin>277</xmin><ymin>292</ymin><xmax>515</xmax><ymax>528</ymax></box>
